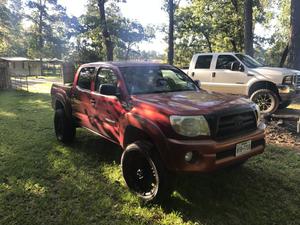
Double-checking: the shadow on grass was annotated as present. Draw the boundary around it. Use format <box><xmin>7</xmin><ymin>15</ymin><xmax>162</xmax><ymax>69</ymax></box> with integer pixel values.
<box><xmin>161</xmin><ymin>163</ymin><xmax>299</xmax><ymax>225</ymax></box>
<box><xmin>1</xmin><ymin>90</ymin><xmax>300</xmax><ymax>225</ymax></box>
<box><xmin>0</xmin><ymin>91</ymin><xmax>151</xmax><ymax>224</ymax></box>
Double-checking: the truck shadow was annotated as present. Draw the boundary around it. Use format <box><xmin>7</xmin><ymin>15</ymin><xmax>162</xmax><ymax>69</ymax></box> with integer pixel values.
<box><xmin>67</xmin><ymin>132</ymin><xmax>300</xmax><ymax>225</ymax></box>
<box><xmin>160</xmin><ymin>162</ymin><xmax>300</xmax><ymax>225</ymax></box>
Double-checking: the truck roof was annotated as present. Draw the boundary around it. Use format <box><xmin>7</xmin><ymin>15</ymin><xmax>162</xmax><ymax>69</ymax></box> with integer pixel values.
<box><xmin>81</xmin><ymin>61</ymin><xmax>169</xmax><ymax>68</ymax></box>
<box><xmin>195</xmin><ymin>52</ymin><xmax>238</xmax><ymax>55</ymax></box>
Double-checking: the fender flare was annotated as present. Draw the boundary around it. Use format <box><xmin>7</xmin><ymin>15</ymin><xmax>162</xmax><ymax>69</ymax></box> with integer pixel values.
<box><xmin>121</xmin><ymin>114</ymin><xmax>169</xmax><ymax>166</ymax></box>
<box><xmin>53</xmin><ymin>93</ymin><xmax>72</xmax><ymax>120</ymax></box>
<box><xmin>247</xmin><ymin>80</ymin><xmax>279</xmax><ymax>97</ymax></box>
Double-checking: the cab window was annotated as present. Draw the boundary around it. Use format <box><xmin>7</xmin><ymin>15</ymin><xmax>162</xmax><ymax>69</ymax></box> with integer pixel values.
<box><xmin>216</xmin><ymin>55</ymin><xmax>239</xmax><ymax>70</ymax></box>
<box><xmin>77</xmin><ymin>67</ymin><xmax>95</xmax><ymax>90</ymax></box>
<box><xmin>95</xmin><ymin>68</ymin><xmax>118</xmax><ymax>92</ymax></box>
<box><xmin>195</xmin><ymin>55</ymin><xmax>212</xmax><ymax>69</ymax></box>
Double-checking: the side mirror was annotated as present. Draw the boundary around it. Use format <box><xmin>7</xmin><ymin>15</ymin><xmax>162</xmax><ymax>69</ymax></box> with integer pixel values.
<box><xmin>194</xmin><ymin>80</ymin><xmax>201</xmax><ymax>88</ymax></box>
<box><xmin>99</xmin><ymin>84</ymin><xmax>117</xmax><ymax>96</ymax></box>
<box><xmin>231</xmin><ymin>62</ymin><xmax>244</xmax><ymax>72</ymax></box>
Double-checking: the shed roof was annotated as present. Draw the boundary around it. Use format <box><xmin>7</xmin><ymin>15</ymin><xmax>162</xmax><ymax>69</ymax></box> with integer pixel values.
<box><xmin>0</xmin><ymin>57</ymin><xmax>63</xmax><ymax>62</ymax></box>
<box><xmin>0</xmin><ymin>57</ymin><xmax>30</xmax><ymax>62</ymax></box>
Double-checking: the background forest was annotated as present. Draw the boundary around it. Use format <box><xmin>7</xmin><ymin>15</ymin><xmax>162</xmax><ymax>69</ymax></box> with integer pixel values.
<box><xmin>0</xmin><ymin>0</ymin><xmax>299</xmax><ymax>69</ymax></box>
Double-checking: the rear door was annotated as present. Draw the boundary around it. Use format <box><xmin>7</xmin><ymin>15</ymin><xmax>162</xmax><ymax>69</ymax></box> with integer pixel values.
<box><xmin>210</xmin><ymin>54</ymin><xmax>248</xmax><ymax>94</ymax></box>
<box><xmin>71</xmin><ymin>67</ymin><xmax>96</xmax><ymax>130</ymax></box>
<box><xmin>90</xmin><ymin>67</ymin><xmax>125</xmax><ymax>142</ymax></box>
<box><xmin>189</xmin><ymin>54</ymin><xmax>214</xmax><ymax>91</ymax></box>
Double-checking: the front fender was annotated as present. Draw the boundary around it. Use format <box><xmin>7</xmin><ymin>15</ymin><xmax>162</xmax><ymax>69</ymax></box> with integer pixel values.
<box><xmin>121</xmin><ymin>113</ymin><xmax>171</xmax><ymax>168</ymax></box>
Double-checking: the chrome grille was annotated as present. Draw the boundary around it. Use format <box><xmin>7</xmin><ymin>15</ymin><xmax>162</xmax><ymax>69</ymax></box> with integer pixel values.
<box><xmin>297</xmin><ymin>75</ymin><xmax>300</xmax><ymax>90</ymax></box>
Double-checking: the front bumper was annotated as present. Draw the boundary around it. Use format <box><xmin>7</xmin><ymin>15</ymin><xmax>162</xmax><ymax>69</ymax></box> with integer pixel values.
<box><xmin>277</xmin><ymin>84</ymin><xmax>298</xmax><ymax>101</ymax></box>
<box><xmin>164</xmin><ymin>123</ymin><xmax>266</xmax><ymax>173</ymax></box>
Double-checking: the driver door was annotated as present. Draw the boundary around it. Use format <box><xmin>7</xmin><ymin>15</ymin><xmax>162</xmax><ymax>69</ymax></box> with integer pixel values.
<box><xmin>90</xmin><ymin>67</ymin><xmax>125</xmax><ymax>143</ymax></box>
<box><xmin>210</xmin><ymin>54</ymin><xmax>249</xmax><ymax>95</ymax></box>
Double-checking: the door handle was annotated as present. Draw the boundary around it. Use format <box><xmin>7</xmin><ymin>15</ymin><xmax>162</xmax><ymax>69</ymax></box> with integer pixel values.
<box><xmin>191</xmin><ymin>72</ymin><xmax>195</xmax><ymax>77</ymax></box>
<box><xmin>90</xmin><ymin>99</ymin><xmax>96</xmax><ymax>105</ymax></box>
<box><xmin>212</xmin><ymin>72</ymin><xmax>216</xmax><ymax>78</ymax></box>
<box><xmin>105</xmin><ymin>118</ymin><xmax>116</xmax><ymax>124</ymax></box>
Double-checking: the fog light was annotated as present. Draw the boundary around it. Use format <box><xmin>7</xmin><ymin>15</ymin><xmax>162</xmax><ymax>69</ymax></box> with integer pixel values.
<box><xmin>185</xmin><ymin>151</ymin><xmax>193</xmax><ymax>162</ymax></box>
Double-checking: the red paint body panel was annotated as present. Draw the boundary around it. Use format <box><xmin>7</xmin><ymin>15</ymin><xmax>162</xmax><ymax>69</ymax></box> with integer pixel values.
<box><xmin>51</xmin><ymin>62</ymin><xmax>265</xmax><ymax>172</ymax></box>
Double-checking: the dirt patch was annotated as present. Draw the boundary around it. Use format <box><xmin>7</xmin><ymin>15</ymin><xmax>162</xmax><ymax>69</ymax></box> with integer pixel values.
<box><xmin>265</xmin><ymin>120</ymin><xmax>300</xmax><ymax>151</ymax></box>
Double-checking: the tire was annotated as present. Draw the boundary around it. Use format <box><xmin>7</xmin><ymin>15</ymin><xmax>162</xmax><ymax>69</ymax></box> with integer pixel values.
<box><xmin>278</xmin><ymin>100</ymin><xmax>292</xmax><ymax>109</ymax></box>
<box><xmin>121</xmin><ymin>141</ymin><xmax>173</xmax><ymax>203</ymax></box>
<box><xmin>54</xmin><ymin>109</ymin><xmax>76</xmax><ymax>143</ymax></box>
<box><xmin>250</xmin><ymin>89</ymin><xmax>279</xmax><ymax>114</ymax></box>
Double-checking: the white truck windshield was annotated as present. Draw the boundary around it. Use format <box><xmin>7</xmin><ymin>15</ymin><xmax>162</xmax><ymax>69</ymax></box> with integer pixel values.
<box><xmin>235</xmin><ymin>54</ymin><xmax>263</xmax><ymax>68</ymax></box>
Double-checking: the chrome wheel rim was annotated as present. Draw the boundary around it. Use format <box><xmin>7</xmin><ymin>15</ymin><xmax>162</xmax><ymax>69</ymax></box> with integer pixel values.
<box><xmin>252</xmin><ymin>92</ymin><xmax>275</xmax><ymax>113</ymax></box>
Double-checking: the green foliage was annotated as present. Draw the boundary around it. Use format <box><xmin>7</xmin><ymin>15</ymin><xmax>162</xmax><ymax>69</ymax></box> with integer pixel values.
<box><xmin>25</xmin><ymin>0</ymin><xmax>77</xmax><ymax>59</ymax></box>
<box><xmin>0</xmin><ymin>0</ymin><xmax>26</xmax><ymax>56</ymax></box>
<box><xmin>115</xmin><ymin>19</ymin><xmax>155</xmax><ymax>60</ymax></box>
<box><xmin>68</xmin><ymin>0</ymin><xmax>155</xmax><ymax>62</ymax></box>
<box><xmin>0</xmin><ymin>0</ymin><xmax>296</xmax><ymax>65</ymax></box>
<box><xmin>173</xmin><ymin>0</ymin><xmax>246</xmax><ymax>67</ymax></box>
<box><xmin>255</xmin><ymin>0</ymin><xmax>291</xmax><ymax>66</ymax></box>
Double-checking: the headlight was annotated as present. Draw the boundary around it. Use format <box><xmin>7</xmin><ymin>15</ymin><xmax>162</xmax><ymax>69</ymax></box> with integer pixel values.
<box><xmin>170</xmin><ymin>115</ymin><xmax>210</xmax><ymax>137</ymax></box>
<box><xmin>282</xmin><ymin>75</ymin><xmax>294</xmax><ymax>85</ymax></box>
<box><xmin>254</xmin><ymin>104</ymin><xmax>261</xmax><ymax>125</ymax></box>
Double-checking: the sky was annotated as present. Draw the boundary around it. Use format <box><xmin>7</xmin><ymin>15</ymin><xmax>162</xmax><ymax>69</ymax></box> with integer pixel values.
<box><xmin>58</xmin><ymin>0</ymin><xmax>169</xmax><ymax>53</ymax></box>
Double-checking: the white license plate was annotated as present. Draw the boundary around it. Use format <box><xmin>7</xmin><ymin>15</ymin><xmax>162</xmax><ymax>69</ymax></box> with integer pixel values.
<box><xmin>236</xmin><ymin>140</ymin><xmax>252</xmax><ymax>156</ymax></box>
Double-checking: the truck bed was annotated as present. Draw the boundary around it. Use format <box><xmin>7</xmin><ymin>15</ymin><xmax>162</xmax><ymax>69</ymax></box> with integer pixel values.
<box><xmin>50</xmin><ymin>83</ymin><xmax>73</xmax><ymax>110</ymax></box>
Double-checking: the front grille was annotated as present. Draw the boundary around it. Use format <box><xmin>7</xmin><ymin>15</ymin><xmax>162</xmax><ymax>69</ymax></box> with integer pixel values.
<box><xmin>297</xmin><ymin>75</ymin><xmax>300</xmax><ymax>89</ymax></box>
<box><xmin>215</xmin><ymin>111</ymin><xmax>257</xmax><ymax>139</ymax></box>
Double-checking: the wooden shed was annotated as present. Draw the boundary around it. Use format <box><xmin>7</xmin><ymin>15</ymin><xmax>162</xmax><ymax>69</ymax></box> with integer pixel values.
<box><xmin>0</xmin><ymin>57</ymin><xmax>63</xmax><ymax>89</ymax></box>
<box><xmin>0</xmin><ymin>57</ymin><xmax>63</xmax><ymax>77</ymax></box>
<box><xmin>0</xmin><ymin>59</ymin><xmax>10</xmax><ymax>89</ymax></box>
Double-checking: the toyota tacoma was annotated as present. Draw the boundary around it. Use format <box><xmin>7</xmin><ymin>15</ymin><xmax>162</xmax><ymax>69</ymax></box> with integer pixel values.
<box><xmin>51</xmin><ymin>62</ymin><xmax>265</xmax><ymax>202</ymax></box>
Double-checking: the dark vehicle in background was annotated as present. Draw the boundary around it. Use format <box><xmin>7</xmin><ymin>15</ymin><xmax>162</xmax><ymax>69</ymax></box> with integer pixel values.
<box><xmin>51</xmin><ymin>62</ymin><xmax>265</xmax><ymax>202</ymax></box>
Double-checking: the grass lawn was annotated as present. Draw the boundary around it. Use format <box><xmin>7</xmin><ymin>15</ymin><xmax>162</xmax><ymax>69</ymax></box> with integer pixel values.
<box><xmin>0</xmin><ymin>90</ymin><xmax>300</xmax><ymax>225</ymax></box>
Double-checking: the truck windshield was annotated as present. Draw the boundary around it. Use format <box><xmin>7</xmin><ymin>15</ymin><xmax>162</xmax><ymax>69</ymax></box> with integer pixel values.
<box><xmin>235</xmin><ymin>54</ymin><xmax>263</xmax><ymax>68</ymax></box>
<box><xmin>120</xmin><ymin>66</ymin><xmax>198</xmax><ymax>95</ymax></box>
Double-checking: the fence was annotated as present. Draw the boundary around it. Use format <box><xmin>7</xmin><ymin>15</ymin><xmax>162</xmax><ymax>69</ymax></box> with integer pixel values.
<box><xmin>10</xmin><ymin>75</ymin><xmax>28</xmax><ymax>91</ymax></box>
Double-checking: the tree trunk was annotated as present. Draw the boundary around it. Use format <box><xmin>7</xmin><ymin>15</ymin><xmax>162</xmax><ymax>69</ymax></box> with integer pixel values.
<box><xmin>168</xmin><ymin>0</ymin><xmax>174</xmax><ymax>65</ymax></box>
<box><xmin>203</xmin><ymin>33</ymin><xmax>213</xmax><ymax>52</ymax></box>
<box><xmin>97</xmin><ymin>0</ymin><xmax>114</xmax><ymax>61</ymax></box>
<box><xmin>244</xmin><ymin>0</ymin><xmax>254</xmax><ymax>56</ymax></box>
<box><xmin>230</xmin><ymin>0</ymin><xmax>238</xmax><ymax>12</ymax></box>
<box><xmin>288</xmin><ymin>0</ymin><xmax>300</xmax><ymax>70</ymax></box>
<box><xmin>38</xmin><ymin>0</ymin><xmax>44</xmax><ymax>77</ymax></box>
<box><xmin>125</xmin><ymin>43</ymin><xmax>132</xmax><ymax>61</ymax></box>
<box><xmin>279</xmin><ymin>44</ymin><xmax>289</xmax><ymax>67</ymax></box>
<box><xmin>230</xmin><ymin>39</ymin><xmax>238</xmax><ymax>52</ymax></box>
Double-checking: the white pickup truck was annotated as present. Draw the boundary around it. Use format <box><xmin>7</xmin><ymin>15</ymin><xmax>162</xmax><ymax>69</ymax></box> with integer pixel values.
<box><xmin>183</xmin><ymin>53</ymin><xmax>300</xmax><ymax>114</ymax></box>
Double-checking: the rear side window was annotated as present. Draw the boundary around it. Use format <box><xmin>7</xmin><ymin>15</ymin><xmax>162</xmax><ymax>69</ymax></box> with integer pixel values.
<box><xmin>195</xmin><ymin>55</ymin><xmax>212</xmax><ymax>69</ymax></box>
<box><xmin>95</xmin><ymin>68</ymin><xmax>118</xmax><ymax>92</ymax></box>
<box><xmin>77</xmin><ymin>67</ymin><xmax>95</xmax><ymax>90</ymax></box>
<box><xmin>216</xmin><ymin>55</ymin><xmax>239</xmax><ymax>69</ymax></box>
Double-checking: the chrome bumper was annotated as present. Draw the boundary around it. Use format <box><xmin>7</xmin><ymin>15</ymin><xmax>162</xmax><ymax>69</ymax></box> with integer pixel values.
<box><xmin>277</xmin><ymin>85</ymin><xmax>298</xmax><ymax>101</ymax></box>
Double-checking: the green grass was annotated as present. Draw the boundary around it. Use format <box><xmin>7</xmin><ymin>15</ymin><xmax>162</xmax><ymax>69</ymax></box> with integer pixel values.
<box><xmin>0</xmin><ymin>90</ymin><xmax>300</xmax><ymax>225</ymax></box>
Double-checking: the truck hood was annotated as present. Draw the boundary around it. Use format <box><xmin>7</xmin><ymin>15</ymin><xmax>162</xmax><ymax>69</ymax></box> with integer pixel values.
<box><xmin>249</xmin><ymin>67</ymin><xmax>300</xmax><ymax>78</ymax></box>
<box><xmin>131</xmin><ymin>90</ymin><xmax>253</xmax><ymax>116</ymax></box>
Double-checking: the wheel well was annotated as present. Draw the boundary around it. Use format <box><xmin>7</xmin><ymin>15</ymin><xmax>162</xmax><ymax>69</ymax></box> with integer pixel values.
<box><xmin>55</xmin><ymin>100</ymin><xmax>64</xmax><ymax>110</ymax></box>
<box><xmin>248</xmin><ymin>81</ymin><xmax>279</xmax><ymax>97</ymax></box>
<box><xmin>123</xmin><ymin>126</ymin><xmax>152</xmax><ymax>149</ymax></box>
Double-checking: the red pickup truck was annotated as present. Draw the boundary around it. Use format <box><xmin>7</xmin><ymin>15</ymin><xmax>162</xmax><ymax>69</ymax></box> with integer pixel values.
<box><xmin>51</xmin><ymin>62</ymin><xmax>265</xmax><ymax>202</ymax></box>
